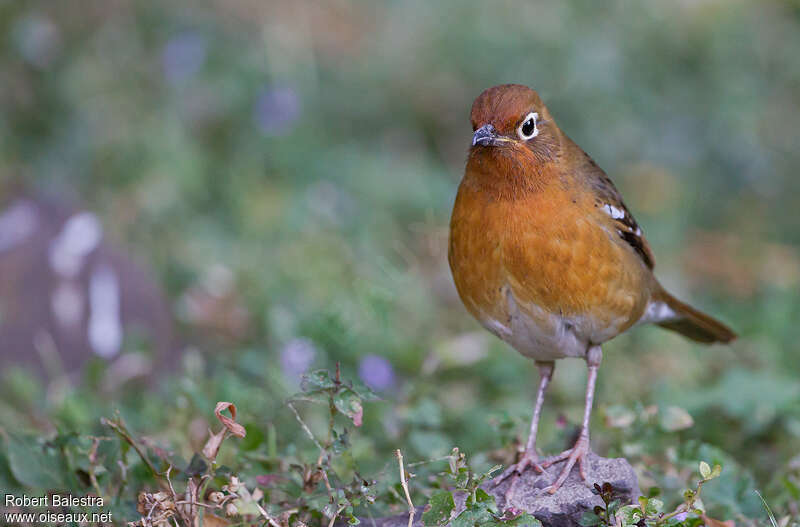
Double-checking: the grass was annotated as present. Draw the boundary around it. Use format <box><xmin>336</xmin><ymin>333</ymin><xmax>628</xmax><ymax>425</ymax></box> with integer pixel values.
<box><xmin>1</xmin><ymin>0</ymin><xmax>800</xmax><ymax>525</ymax></box>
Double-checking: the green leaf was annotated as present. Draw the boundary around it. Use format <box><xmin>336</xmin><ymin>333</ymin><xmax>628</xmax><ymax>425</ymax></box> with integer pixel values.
<box><xmin>644</xmin><ymin>497</ymin><xmax>663</xmax><ymax>516</ymax></box>
<box><xmin>346</xmin><ymin>378</ymin><xmax>381</xmax><ymax>401</ymax></box>
<box><xmin>0</xmin><ymin>448</ymin><xmax>17</xmax><ymax>491</ymax></box>
<box><xmin>473</xmin><ymin>488</ymin><xmax>495</xmax><ymax>508</ymax></box>
<box><xmin>185</xmin><ymin>453</ymin><xmax>208</xmax><ymax>477</ymax></box>
<box><xmin>5</xmin><ymin>434</ymin><xmax>66</xmax><ymax>489</ymax></box>
<box><xmin>331</xmin><ymin>428</ymin><xmax>351</xmax><ymax>454</ymax></box>
<box><xmin>578</xmin><ymin>511</ymin><xmax>602</xmax><ymax>526</ymax></box>
<box><xmin>240</xmin><ymin>423</ymin><xmax>265</xmax><ymax>451</ymax></box>
<box><xmin>479</xmin><ymin>465</ymin><xmax>503</xmax><ymax>482</ymax></box>
<box><xmin>422</xmin><ymin>491</ymin><xmax>455</xmax><ymax>526</ymax></box>
<box><xmin>700</xmin><ymin>461</ymin><xmax>711</xmax><ymax>479</ymax></box>
<box><xmin>451</xmin><ymin>489</ymin><xmax>501</xmax><ymax>527</ymax></box>
<box><xmin>615</xmin><ymin>505</ymin><xmax>643</xmax><ymax>526</ymax></box>
<box><xmin>301</xmin><ymin>370</ymin><xmax>336</xmax><ymax>391</ymax></box>
<box><xmin>289</xmin><ymin>389</ymin><xmax>330</xmax><ymax>405</ymax></box>
<box><xmin>451</xmin><ymin>506</ymin><xmax>494</xmax><ymax>527</ymax></box>
<box><xmin>333</xmin><ymin>388</ymin><xmax>364</xmax><ymax>427</ymax></box>
<box><xmin>502</xmin><ymin>512</ymin><xmax>541</xmax><ymax>526</ymax></box>
<box><xmin>606</xmin><ymin>499</ymin><xmax>621</xmax><ymax>517</ymax></box>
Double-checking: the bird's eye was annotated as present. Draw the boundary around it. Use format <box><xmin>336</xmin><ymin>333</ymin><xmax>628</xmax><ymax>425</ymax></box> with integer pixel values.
<box><xmin>517</xmin><ymin>112</ymin><xmax>539</xmax><ymax>140</ymax></box>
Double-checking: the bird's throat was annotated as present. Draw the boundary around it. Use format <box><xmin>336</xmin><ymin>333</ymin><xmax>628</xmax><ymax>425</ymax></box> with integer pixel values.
<box><xmin>464</xmin><ymin>147</ymin><xmax>560</xmax><ymax>201</ymax></box>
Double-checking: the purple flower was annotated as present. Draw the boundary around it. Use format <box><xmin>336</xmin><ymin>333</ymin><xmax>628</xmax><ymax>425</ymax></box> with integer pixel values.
<box><xmin>254</xmin><ymin>86</ymin><xmax>301</xmax><ymax>135</ymax></box>
<box><xmin>162</xmin><ymin>31</ymin><xmax>207</xmax><ymax>84</ymax></box>
<box><xmin>280</xmin><ymin>338</ymin><xmax>316</xmax><ymax>381</ymax></box>
<box><xmin>358</xmin><ymin>354</ymin><xmax>396</xmax><ymax>392</ymax></box>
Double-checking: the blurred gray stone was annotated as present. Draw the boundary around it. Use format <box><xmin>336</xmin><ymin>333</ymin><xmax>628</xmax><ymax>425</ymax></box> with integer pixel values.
<box><xmin>0</xmin><ymin>192</ymin><xmax>176</xmax><ymax>384</ymax></box>
<box><xmin>361</xmin><ymin>453</ymin><xmax>639</xmax><ymax>527</ymax></box>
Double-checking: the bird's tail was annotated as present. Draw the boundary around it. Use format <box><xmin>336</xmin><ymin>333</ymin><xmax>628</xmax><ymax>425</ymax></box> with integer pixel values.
<box><xmin>652</xmin><ymin>289</ymin><xmax>736</xmax><ymax>344</ymax></box>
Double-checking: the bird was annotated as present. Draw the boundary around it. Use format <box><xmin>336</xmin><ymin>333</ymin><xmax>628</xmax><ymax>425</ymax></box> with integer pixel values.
<box><xmin>448</xmin><ymin>84</ymin><xmax>736</xmax><ymax>499</ymax></box>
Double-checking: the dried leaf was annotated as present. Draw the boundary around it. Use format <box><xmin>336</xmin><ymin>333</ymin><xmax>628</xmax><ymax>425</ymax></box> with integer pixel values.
<box><xmin>214</xmin><ymin>402</ymin><xmax>246</xmax><ymax>438</ymax></box>
<box><xmin>202</xmin><ymin>514</ymin><xmax>231</xmax><ymax>527</ymax></box>
<box><xmin>202</xmin><ymin>428</ymin><xmax>226</xmax><ymax>460</ymax></box>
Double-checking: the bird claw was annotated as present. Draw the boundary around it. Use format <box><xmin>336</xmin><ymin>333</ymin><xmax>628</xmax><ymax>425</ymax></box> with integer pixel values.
<box><xmin>493</xmin><ymin>453</ymin><xmax>548</xmax><ymax>507</ymax></box>
<box><xmin>541</xmin><ymin>436</ymin><xmax>592</xmax><ymax>494</ymax></box>
<box><xmin>496</xmin><ymin>455</ymin><xmax>546</xmax><ymax>485</ymax></box>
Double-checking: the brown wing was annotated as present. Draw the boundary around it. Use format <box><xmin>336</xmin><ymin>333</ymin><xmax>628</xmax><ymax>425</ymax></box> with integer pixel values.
<box><xmin>574</xmin><ymin>147</ymin><xmax>655</xmax><ymax>269</ymax></box>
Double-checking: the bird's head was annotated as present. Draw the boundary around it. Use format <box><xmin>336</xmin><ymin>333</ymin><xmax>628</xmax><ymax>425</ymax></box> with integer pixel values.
<box><xmin>468</xmin><ymin>84</ymin><xmax>559</xmax><ymax>162</ymax></box>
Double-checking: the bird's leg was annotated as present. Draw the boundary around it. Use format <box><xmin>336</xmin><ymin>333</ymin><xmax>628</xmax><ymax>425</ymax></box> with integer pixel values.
<box><xmin>541</xmin><ymin>345</ymin><xmax>602</xmax><ymax>494</ymax></box>
<box><xmin>493</xmin><ymin>361</ymin><xmax>554</xmax><ymax>501</ymax></box>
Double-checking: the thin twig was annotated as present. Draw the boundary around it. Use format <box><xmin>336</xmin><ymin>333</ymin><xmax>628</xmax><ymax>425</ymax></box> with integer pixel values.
<box><xmin>164</xmin><ymin>466</ymin><xmax>177</xmax><ymax>497</ymax></box>
<box><xmin>395</xmin><ymin>450</ymin><xmax>415</xmax><ymax>527</ymax></box>
<box><xmin>87</xmin><ymin>437</ymin><xmax>105</xmax><ymax>498</ymax></box>
<box><xmin>406</xmin><ymin>455</ymin><xmax>452</xmax><ymax>468</ymax></box>
<box><xmin>102</xmin><ymin>416</ymin><xmax>160</xmax><ymax>478</ymax></box>
<box><xmin>174</xmin><ymin>500</ymin><xmax>219</xmax><ymax>510</ymax></box>
<box><xmin>319</xmin><ymin>464</ymin><xmax>334</xmax><ymax>496</ymax></box>
<box><xmin>328</xmin><ymin>504</ymin><xmax>346</xmax><ymax>527</ymax></box>
<box><xmin>288</xmin><ymin>401</ymin><xmax>336</xmax><ymax>503</ymax></box>
<box><xmin>287</xmin><ymin>402</ymin><xmax>327</xmax><ymax>457</ymax></box>
<box><xmin>255</xmin><ymin>501</ymin><xmax>284</xmax><ymax>527</ymax></box>
<box><xmin>371</xmin><ymin>454</ymin><xmax>451</xmax><ymax>484</ymax></box>
<box><xmin>164</xmin><ymin>466</ymin><xmax>193</xmax><ymax>526</ymax></box>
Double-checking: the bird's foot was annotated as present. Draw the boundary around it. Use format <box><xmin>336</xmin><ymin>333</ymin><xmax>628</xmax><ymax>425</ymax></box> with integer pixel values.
<box><xmin>540</xmin><ymin>435</ymin><xmax>591</xmax><ymax>494</ymax></box>
<box><xmin>493</xmin><ymin>451</ymin><xmax>546</xmax><ymax>487</ymax></box>
<box><xmin>492</xmin><ymin>451</ymin><xmax>547</xmax><ymax>506</ymax></box>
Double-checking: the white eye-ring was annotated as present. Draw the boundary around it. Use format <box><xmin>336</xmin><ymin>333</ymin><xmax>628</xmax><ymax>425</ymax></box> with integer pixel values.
<box><xmin>517</xmin><ymin>112</ymin><xmax>539</xmax><ymax>140</ymax></box>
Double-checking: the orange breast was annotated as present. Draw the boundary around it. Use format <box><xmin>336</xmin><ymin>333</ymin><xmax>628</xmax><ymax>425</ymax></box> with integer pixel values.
<box><xmin>448</xmin><ymin>172</ymin><xmax>651</xmax><ymax>353</ymax></box>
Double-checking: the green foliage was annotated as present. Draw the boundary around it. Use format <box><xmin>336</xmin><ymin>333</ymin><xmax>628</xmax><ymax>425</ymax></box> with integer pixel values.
<box><xmin>582</xmin><ymin>462</ymin><xmax>725</xmax><ymax>527</ymax></box>
<box><xmin>1</xmin><ymin>0</ymin><xmax>800</xmax><ymax>525</ymax></box>
<box><xmin>291</xmin><ymin>367</ymin><xmax>379</xmax><ymax>427</ymax></box>
<box><xmin>423</xmin><ymin>491</ymin><xmax>455</xmax><ymax>527</ymax></box>
<box><xmin>421</xmin><ymin>449</ymin><xmax>540</xmax><ymax>527</ymax></box>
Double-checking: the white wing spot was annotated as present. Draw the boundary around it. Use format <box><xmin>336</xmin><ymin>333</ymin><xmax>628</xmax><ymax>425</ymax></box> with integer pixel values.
<box><xmin>603</xmin><ymin>204</ymin><xmax>626</xmax><ymax>220</ymax></box>
<box><xmin>641</xmin><ymin>301</ymin><xmax>678</xmax><ymax>323</ymax></box>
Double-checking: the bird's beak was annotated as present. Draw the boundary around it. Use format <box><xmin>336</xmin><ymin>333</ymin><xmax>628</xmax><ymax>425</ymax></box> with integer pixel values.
<box><xmin>472</xmin><ymin>124</ymin><xmax>509</xmax><ymax>147</ymax></box>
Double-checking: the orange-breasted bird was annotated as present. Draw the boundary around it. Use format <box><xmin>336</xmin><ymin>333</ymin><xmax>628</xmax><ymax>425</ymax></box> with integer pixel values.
<box><xmin>448</xmin><ymin>84</ymin><xmax>735</xmax><ymax>499</ymax></box>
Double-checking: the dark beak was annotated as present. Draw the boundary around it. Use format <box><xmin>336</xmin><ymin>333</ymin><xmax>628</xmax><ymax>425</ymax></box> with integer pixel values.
<box><xmin>472</xmin><ymin>124</ymin><xmax>498</xmax><ymax>147</ymax></box>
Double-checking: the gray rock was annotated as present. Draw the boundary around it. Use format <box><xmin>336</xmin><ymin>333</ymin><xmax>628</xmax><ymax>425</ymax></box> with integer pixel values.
<box><xmin>360</xmin><ymin>453</ymin><xmax>639</xmax><ymax>527</ymax></box>
<box><xmin>0</xmin><ymin>193</ymin><xmax>177</xmax><ymax>384</ymax></box>
<box><xmin>489</xmin><ymin>452</ymin><xmax>640</xmax><ymax>526</ymax></box>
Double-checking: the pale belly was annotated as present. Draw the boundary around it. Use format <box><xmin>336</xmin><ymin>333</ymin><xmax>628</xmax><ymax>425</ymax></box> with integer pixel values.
<box><xmin>448</xmin><ymin>184</ymin><xmax>650</xmax><ymax>361</ymax></box>
<box><xmin>476</xmin><ymin>284</ymin><xmax>627</xmax><ymax>361</ymax></box>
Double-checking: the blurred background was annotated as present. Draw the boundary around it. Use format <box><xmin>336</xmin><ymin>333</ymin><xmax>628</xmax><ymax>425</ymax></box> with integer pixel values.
<box><xmin>1</xmin><ymin>0</ymin><xmax>799</xmax><ymax>523</ymax></box>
